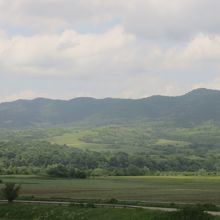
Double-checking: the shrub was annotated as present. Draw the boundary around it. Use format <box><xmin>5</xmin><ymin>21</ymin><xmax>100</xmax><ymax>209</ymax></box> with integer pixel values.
<box><xmin>200</xmin><ymin>203</ymin><xmax>218</xmax><ymax>211</ymax></box>
<box><xmin>69</xmin><ymin>203</ymin><xmax>85</xmax><ymax>208</ymax></box>
<box><xmin>1</xmin><ymin>182</ymin><xmax>21</xmax><ymax>203</ymax></box>
<box><xmin>75</xmin><ymin>170</ymin><xmax>87</xmax><ymax>179</ymax></box>
<box><xmin>172</xmin><ymin>207</ymin><xmax>214</xmax><ymax>220</ymax></box>
<box><xmin>46</xmin><ymin>165</ymin><xmax>68</xmax><ymax>178</ymax></box>
<box><xmin>85</xmin><ymin>203</ymin><xmax>95</xmax><ymax>208</ymax></box>
<box><xmin>107</xmin><ymin>198</ymin><xmax>118</xmax><ymax>204</ymax></box>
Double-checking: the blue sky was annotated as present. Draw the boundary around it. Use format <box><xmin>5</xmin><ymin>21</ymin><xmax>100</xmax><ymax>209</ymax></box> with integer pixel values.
<box><xmin>0</xmin><ymin>0</ymin><xmax>220</xmax><ymax>102</ymax></box>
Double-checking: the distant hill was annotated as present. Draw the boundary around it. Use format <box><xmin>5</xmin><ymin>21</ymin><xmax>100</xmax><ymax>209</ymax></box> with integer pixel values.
<box><xmin>1</xmin><ymin>88</ymin><xmax>220</xmax><ymax>128</ymax></box>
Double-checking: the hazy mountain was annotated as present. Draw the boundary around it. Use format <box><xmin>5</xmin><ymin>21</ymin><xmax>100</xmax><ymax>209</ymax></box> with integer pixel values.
<box><xmin>1</xmin><ymin>88</ymin><xmax>220</xmax><ymax>128</ymax></box>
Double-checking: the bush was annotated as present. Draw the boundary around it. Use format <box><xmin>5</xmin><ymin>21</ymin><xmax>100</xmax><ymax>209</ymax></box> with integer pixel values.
<box><xmin>172</xmin><ymin>207</ymin><xmax>214</xmax><ymax>220</ymax></box>
<box><xmin>107</xmin><ymin>198</ymin><xmax>118</xmax><ymax>204</ymax></box>
<box><xmin>75</xmin><ymin>170</ymin><xmax>87</xmax><ymax>179</ymax></box>
<box><xmin>47</xmin><ymin>165</ymin><xmax>87</xmax><ymax>179</ymax></box>
<box><xmin>47</xmin><ymin>165</ymin><xmax>68</xmax><ymax>178</ymax></box>
<box><xmin>91</xmin><ymin>168</ymin><xmax>109</xmax><ymax>176</ymax></box>
<box><xmin>85</xmin><ymin>203</ymin><xmax>95</xmax><ymax>208</ymax></box>
<box><xmin>199</xmin><ymin>203</ymin><xmax>218</xmax><ymax>211</ymax></box>
<box><xmin>69</xmin><ymin>203</ymin><xmax>85</xmax><ymax>208</ymax></box>
<box><xmin>1</xmin><ymin>182</ymin><xmax>21</xmax><ymax>203</ymax></box>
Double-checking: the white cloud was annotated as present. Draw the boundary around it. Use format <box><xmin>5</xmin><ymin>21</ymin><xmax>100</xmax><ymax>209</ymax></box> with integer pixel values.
<box><xmin>0</xmin><ymin>90</ymin><xmax>37</xmax><ymax>102</ymax></box>
<box><xmin>0</xmin><ymin>28</ymin><xmax>220</xmax><ymax>88</ymax></box>
<box><xmin>193</xmin><ymin>76</ymin><xmax>220</xmax><ymax>91</ymax></box>
<box><xmin>141</xmin><ymin>34</ymin><xmax>220</xmax><ymax>72</ymax></box>
<box><xmin>171</xmin><ymin>34</ymin><xmax>220</xmax><ymax>65</ymax></box>
<box><xmin>0</xmin><ymin>0</ymin><xmax>220</xmax><ymax>99</ymax></box>
<box><xmin>0</xmin><ymin>27</ymin><xmax>155</xmax><ymax>76</ymax></box>
<box><xmin>120</xmin><ymin>0</ymin><xmax>220</xmax><ymax>40</ymax></box>
<box><xmin>1</xmin><ymin>0</ymin><xmax>220</xmax><ymax>39</ymax></box>
<box><xmin>0</xmin><ymin>26</ymin><xmax>144</xmax><ymax>76</ymax></box>
<box><xmin>1</xmin><ymin>1</ymin><xmax>220</xmax><ymax>78</ymax></box>
<box><xmin>119</xmin><ymin>75</ymin><xmax>183</xmax><ymax>98</ymax></box>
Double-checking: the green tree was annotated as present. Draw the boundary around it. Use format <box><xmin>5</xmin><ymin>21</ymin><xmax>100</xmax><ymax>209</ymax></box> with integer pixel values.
<box><xmin>47</xmin><ymin>164</ymin><xmax>68</xmax><ymax>177</ymax></box>
<box><xmin>1</xmin><ymin>183</ymin><xmax>21</xmax><ymax>203</ymax></box>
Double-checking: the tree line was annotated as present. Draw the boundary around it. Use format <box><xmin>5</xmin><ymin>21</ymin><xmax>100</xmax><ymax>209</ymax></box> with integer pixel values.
<box><xmin>0</xmin><ymin>141</ymin><xmax>219</xmax><ymax>177</ymax></box>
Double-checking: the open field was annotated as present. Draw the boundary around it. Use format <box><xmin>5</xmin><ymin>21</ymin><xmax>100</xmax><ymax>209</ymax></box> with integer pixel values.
<box><xmin>48</xmin><ymin>129</ymin><xmax>109</xmax><ymax>151</ymax></box>
<box><xmin>1</xmin><ymin>176</ymin><xmax>220</xmax><ymax>204</ymax></box>
<box><xmin>46</xmin><ymin>125</ymin><xmax>192</xmax><ymax>153</ymax></box>
<box><xmin>3</xmin><ymin>121</ymin><xmax>220</xmax><ymax>154</ymax></box>
<box><xmin>0</xmin><ymin>203</ymin><xmax>217</xmax><ymax>220</ymax></box>
<box><xmin>0</xmin><ymin>205</ymin><xmax>161</xmax><ymax>220</ymax></box>
<box><xmin>0</xmin><ymin>203</ymin><xmax>174</xmax><ymax>220</ymax></box>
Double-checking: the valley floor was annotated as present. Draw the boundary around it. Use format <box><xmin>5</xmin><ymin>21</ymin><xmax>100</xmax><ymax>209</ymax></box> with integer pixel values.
<box><xmin>1</xmin><ymin>175</ymin><xmax>220</xmax><ymax>204</ymax></box>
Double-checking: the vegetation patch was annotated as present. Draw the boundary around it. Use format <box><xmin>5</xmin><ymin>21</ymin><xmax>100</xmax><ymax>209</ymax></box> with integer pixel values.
<box><xmin>0</xmin><ymin>204</ymin><xmax>217</xmax><ymax>220</ymax></box>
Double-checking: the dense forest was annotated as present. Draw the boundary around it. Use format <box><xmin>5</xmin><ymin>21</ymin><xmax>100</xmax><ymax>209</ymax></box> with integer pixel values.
<box><xmin>0</xmin><ymin>140</ymin><xmax>219</xmax><ymax>177</ymax></box>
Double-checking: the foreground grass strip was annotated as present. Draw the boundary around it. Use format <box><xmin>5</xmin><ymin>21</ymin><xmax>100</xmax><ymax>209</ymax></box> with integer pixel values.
<box><xmin>0</xmin><ymin>204</ymin><xmax>171</xmax><ymax>220</ymax></box>
<box><xmin>0</xmin><ymin>204</ymin><xmax>218</xmax><ymax>220</ymax></box>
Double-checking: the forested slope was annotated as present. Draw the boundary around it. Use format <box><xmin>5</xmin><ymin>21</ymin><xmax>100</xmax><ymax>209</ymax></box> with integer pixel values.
<box><xmin>1</xmin><ymin>88</ymin><xmax>220</xmax><ymax>127</ymax></box>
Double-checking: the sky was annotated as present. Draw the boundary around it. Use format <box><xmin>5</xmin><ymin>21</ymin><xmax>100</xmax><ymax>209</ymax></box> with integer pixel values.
<box><xmin>1</xmin><ymin>0</ymin><xmax>220</xmax><ymax>102</ymax></box>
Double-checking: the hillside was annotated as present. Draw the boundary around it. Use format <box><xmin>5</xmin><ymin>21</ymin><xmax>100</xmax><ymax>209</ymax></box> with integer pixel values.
<box><xmin>0</xmin><ymin>88</ymin><xmax>220</xmax><ymax>175</ymax></box>
<box><xmin>0</xmin><ymin>88</ymin><xmax>220</xmax><ymax>128</ymax></box>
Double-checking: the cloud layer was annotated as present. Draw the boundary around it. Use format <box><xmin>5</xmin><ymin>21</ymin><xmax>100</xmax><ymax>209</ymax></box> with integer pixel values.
<box><xmin>0</xmin><ymin>0</ymin><xmax>220</xmax><ymax>101</ymax></box>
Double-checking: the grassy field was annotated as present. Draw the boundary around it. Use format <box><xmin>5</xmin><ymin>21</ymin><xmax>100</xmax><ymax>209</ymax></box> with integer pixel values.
<box><xmin>41</xmin><ymin>122</ymin><xmax>220</xmax><ymax>153</ymax></box>
<box><xmin>1</xmin><ymin>176</ymin><xmax>220</xmax><ymax>204</ymax></box>
<box><xmin>1</xmin><ymin>122</ymin><xmax>220</xmax><ymax>154</ymax></box>
<box><xmin>46</xmin><ymin>125</ymin><xmax>192</xmax><ymax>153</ymax></box>
<box><xmin>0</xmin><ymin>203</ymin><xmax>217</xmax><ymax>220</ymax></box>
<box><xmin>48</xmin><ymin>129</ymin><xmax>109</xmax><ymax>151</ymax></box>
<box><xmin>0</xmin><ymin>204</ymin><xmax>166</xmax><ymax>220</ymax></box>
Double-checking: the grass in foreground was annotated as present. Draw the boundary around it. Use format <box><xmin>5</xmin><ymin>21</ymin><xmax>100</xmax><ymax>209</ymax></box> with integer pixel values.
<box><xmin>0</xmin><ymin>204</ymin><xmax>218</xmax><ymax>220</ymax></box>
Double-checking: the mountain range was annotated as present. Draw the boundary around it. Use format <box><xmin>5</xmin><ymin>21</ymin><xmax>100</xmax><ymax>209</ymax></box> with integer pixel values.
<box><xmin>1</xmin><ymin>88</ymin><xmax>220</xmax><ymax>128</ymax></box>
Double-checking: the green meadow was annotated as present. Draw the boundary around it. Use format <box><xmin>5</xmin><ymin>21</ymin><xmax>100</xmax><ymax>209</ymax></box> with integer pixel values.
<box><xmin>0</xmin><ymin>204</ymin><xmax>169</xmax><ymax>220</ymax></box>
<box><xmin>39</xmin><ymin>122</ymin><xmax>220</xmax><ymax>154</ymax></box>
<box><xmin>0</xmin><ymin>203</ymin><xmax>217</xmax><ymax>220</ymax></box>
<box><xmin>1</xmin><ymin>175</ymin><xmax>220</xmax><ymax>204</ymax></box>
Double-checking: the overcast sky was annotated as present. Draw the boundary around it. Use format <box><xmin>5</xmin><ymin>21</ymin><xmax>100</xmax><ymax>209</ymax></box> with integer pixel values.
<box><xmin>1</xmin><ymin>0</ymin><xmax>220</xmax><ymax>102</ymax></box>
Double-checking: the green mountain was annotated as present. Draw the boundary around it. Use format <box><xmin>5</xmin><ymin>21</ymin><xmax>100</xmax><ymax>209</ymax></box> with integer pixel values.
<box><xmin>1</xmin><ymin>88</ymin><xmax>220</xmax><ymax>128</ymax></box>
<box><xmin>1</xmin><ymin>88</ymin><xmax>220</xmax><ymax>175</ymax></box>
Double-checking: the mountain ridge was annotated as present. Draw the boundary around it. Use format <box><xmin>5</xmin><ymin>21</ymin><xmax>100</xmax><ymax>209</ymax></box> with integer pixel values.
<box><xmin>0</xmin><ymin>88</ymin><xmax>220</xmax><ymax>128</ymax></box>
<box><xmin>2</xmin><ymin>88</ymin><xmax>215</xmax><ymax>105</ymax></box>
